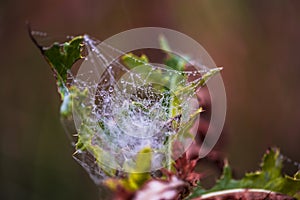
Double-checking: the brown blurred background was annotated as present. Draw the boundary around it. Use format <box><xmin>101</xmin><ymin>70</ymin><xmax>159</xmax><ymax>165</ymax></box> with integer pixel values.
<box><xmin>1</xmin><ymin>0</ymin><xmax>300</xmax><ymax>199</ymax></box>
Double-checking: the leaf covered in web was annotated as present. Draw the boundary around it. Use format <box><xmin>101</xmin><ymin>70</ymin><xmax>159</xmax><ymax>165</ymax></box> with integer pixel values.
<box><xmin>105</xmin><ymin>147</ymin><xmax>152</xmax><ymax>191</ymax></box>
<box><xmin>123</xmin><ymin>147</ymin><xmax>152</xmax><ymax>191</ymax></box>
<box><xmin>32</xmin><ymin>32</ymin><xmax>223</xmax><ymax>187</ymax></box>
<box><xmin>189</xmin><ymin>148</ymin><xmax>300</xmax><ymax>199</ymax></box>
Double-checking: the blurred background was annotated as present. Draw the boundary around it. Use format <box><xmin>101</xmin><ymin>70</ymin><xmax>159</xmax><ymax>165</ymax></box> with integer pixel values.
<box><xmin>1</xmin><ymin>0</ymin><xmax>300</xmax><ymax>199</ymax></box>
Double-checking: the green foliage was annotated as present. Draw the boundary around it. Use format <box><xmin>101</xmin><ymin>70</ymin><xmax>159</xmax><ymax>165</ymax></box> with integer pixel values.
<box><xmin>35</xmin><ymin>34</ymin><xmax>222</xmax><ymax>176</ymax></box>
<box><xmin>189</xmin><ymin>148</ymin><xmax>300</xmax><ymax>199</ymax></box>
<box><xmin>33</xmin><ymin>33</ymin><xmax>299</xmax><ymax>199</ymax></box>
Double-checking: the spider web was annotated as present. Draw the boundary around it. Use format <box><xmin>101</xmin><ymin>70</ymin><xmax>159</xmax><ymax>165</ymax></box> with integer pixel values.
<box><xmin>67</xmin><ymin>35</ymin><xmax>213</xmax><ymax>184</ymax></box>
<box><xmin>32</xmin><ymin>31</ymin><xmax>216</xmax><ymax>184</ymax></box>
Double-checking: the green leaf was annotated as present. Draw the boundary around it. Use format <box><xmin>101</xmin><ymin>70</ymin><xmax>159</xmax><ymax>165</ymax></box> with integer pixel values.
<box><xmin>174</xmin><ymin>67</ymin><xmax>222</xmax><ymax>98</ymax></box>
<box><xmin>159</xmin><ymin>35</ymin><xmax>186</xmax><ymax>71</ymax></box>
<box><xmin>43</xmin><ymin>36</ymin><xmax>84</xmax><ymax>82</ymax></box>
<box><xmin>126</xmin><ymin>147</ymin><xmax>152</xmax><ymax>190</ymax></box>
<box><xmin>122</xmin><ymin>53</ymin><xmax>149</xmax><ymax>69</ymax></box>
<box><xmin>108</xmin><ymin>147</ymin><xmax>152</xmax><ymax>191</ymax></box>
<box><xmin>159</xmin><ymin>35</ymin><xmax>171</xmax><ymax>53</ymax></box>
<box><xmin>189</xmin><ymin>148</ymin><xmax>300</xmax><ymax>199</ymax></box>
<box><xmin>42</xmin><ymin>36</ymin><xmax>84</xmax><ymax>99</ymax></box>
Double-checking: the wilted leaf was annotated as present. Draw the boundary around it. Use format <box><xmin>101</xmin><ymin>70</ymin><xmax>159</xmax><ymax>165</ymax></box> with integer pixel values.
<box><xmin>133</xmin><ymin>176</ymin><xmax>187</xmax><ymax>200</ymax></box>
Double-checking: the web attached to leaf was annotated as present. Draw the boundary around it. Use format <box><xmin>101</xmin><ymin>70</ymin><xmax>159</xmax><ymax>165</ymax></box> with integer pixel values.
<box><xmin>32</xmin><ymin>31</ymin><xmax>220</xmax><ymax>184</ymax></box>
<box><xmin>67</xmin><ymin>35</ymin><xmax>220</xmax><ymax>184</ymax></box>
<box><xmin>75</xmin><ymin>35</ymin><xmax>207</xmax><ymax>171</ymax></box>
